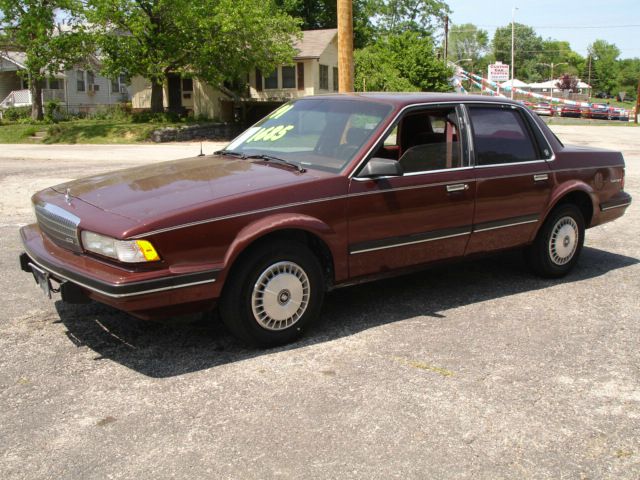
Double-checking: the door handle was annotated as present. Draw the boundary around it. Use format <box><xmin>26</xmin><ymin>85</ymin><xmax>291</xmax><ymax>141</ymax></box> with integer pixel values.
<box><xmin>446</xmin><ymin>183</ymin><xmax>469</xmax><ymax>193</ymax></box>
<box><xmin>533</xmin><ymin>174</ymin><xmax>549</xmax><ymax>182</ymax></box>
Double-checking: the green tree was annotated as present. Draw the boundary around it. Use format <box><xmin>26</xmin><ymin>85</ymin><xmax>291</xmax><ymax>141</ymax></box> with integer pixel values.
<box><xmin>374</xmin><ymin>0</ymin><xmax>450</xmax><ymax>36</ymax></box>
<box><xmin>448</xmin><ymin>23</ymin><xmax>488</xmax><ymax>72</ymax></box>
<box><xmin>492</xmin><ymin>23</ymin><xmax>543</xmax><ymax>82</ymax></box>
<box><xmin>0</xmin><ymin>0</ymin><xmax>91</xmax><ymax>120</ymax></box>
<box><xmin>86</xmin><ymin>0</ymin><xmax>300</xmax><ymax>113</ymax></box>
<box><xmin>355</xmin><ymin>31</ymin><xmax>452</xmax><ymax>92</ymax></box>
<box><xmin>617</xmin><ymin>58</ymin><xmax>640</xmax><ymax>100</ymax></box>
<box><xmin>588</xmin><ymin>39</ymin><xmax>620</xmax><ymax>95</ymax></box>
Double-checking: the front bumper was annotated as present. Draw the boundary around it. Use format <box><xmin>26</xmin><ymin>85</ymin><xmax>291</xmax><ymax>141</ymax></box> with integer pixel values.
<box><xmin>20</xmin><ymin>224</ymin><xmax>221</xmax><ymax>319</ymax></box>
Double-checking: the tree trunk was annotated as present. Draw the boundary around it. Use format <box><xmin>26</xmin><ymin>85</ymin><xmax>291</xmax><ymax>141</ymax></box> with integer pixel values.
<box><xmin>150</xmin><ymin>78</ymin><xmax>164</xmax><ymax>113</ymax></box>
<box><xmin>31</xmin><ymin>81</ymin><xmax>44</xmax><ymax>121</ymax></box>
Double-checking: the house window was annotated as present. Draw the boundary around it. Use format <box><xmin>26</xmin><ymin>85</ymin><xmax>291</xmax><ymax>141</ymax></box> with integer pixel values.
<box><xmin>255</xmin><ymin>69</ymin><xmax>263</xmax><ymax>92</ymax></box>
<box><xmin>86</xmin><ymin>71</ymin><xmax>95</xmax><ymax>86</ymax></box>
<box><xmin>297</xmin><ymin>62</ymin><xmax>304</xmax><ymax>90</ymax></box>
<box><xmin>319</xmin><ymin>64</ymin><xmax>329</xmax><ymax>90</ymax></box>
<box><xmin>182</xmin><ymin>78</ymin><xmax>193</xmax><ymax>92</ymax></box>
<box><xmin>282</xmin><ymin>66</ymin><xmax>295</xmax><ymax>89</ymax></box>
<box><xmin>264</xmin><ymin>69</ymin><xmax>278</xmax><ymax>89</ymax></box>
<box><xmin>48</xmin><ymin>78</ymin><xmax>61</xmax><ymax>90</ymax></box>
<box><xmin>333</xmin><ymin>67</ymin><xmax>338</xmax><ymax>91</ymax></box>
<box><xmin>76</xmin><ymin>70</ymin><xmax>85</xmax><ymax>92</ymax></box>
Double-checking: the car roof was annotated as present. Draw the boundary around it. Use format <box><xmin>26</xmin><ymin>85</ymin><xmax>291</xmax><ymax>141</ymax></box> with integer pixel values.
<box><xmin>302</xmin><ymin>92</ymin><xmax>522</xmax><ymax>109</ymax></box>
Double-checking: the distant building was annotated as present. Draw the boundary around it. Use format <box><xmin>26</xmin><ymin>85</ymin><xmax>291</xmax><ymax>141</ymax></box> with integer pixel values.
<box><xmin>0</xmin><ymin>51</ymin><xmax>133</xmax><ymax>114</ymax></box>
<box><xmin>130</xmin><ymin>29</ymin><xmax>339</xmax><ymax>122</ymax></box>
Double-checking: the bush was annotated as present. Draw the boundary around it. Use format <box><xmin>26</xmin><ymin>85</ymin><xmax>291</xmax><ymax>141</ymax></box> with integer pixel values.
<box><xmin>89</xmin><ymin>104</ymin><xmax>131</xmax><ymax>121</ymax></box>
<box><xmin>44</xmin><ymin>100</ymin><xmax>62</xmax><ymax>123</ymax></box>
<box><xmin>3</xmin><ymin>105</ymin><xmax>31</xmax><ymax>122</ymax></box>
<box><xmin>131</xmin><ymin>110</ymin><xmax>181</xmax><ymax>123</ymax></box>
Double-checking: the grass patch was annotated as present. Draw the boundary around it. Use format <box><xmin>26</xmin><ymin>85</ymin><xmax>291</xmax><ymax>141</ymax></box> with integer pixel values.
<box><xmin>43</xmin><ymin>120</ymin><xmax>163</xmax><ymax>144</ymax></box>
<box><xmin>0</xmin><ymin>124</ymin><xmax>42</xmax><ymax>143</ymax></box>
<box><xmin>0</xmin><ymin>118</ymin><xmax>197</xmax><ymax>144</ymax></box>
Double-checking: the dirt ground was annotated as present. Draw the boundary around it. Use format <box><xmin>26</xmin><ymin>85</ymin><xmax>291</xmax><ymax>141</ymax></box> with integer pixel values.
<box><xmin>0</xmin><ymin>126</ymin><xmax>638</xmax><ymax>479</ymax></box>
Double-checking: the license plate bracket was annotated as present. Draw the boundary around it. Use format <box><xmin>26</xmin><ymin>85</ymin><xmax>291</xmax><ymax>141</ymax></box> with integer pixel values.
<box><xmin>29</xmin><ymin>263</ymin><xmax>52</xmax><ymax>298</ymax></box>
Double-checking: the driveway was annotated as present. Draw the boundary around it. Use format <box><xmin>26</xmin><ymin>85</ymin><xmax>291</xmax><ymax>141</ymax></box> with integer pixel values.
<box><xmin>0</xmin><ymin>127</ymin><xmax>638</xmax><ymax>479</ymax></box>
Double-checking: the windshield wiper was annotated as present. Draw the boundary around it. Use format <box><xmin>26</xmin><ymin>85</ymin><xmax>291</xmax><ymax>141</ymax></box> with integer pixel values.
<box><xmin>213</xmin><ymin>149</ymin><xmax>246</xmax><ymax>158</ymax></box>
<box><xmin>245</xmin><ymin>154</ymin><xmax>306</xmax><ymax>173</ymax></box>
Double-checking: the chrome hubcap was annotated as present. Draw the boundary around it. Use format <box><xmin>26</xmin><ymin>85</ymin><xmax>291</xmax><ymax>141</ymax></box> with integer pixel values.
<box><xmin>549</xmin><ymin>216</ymin><xmax>579</xmax><ymax>265</ymax></box>
<box><xmin>251</xmin><ymin>261</ymin><xmax>310</xmax><ymax>331</ymax></box>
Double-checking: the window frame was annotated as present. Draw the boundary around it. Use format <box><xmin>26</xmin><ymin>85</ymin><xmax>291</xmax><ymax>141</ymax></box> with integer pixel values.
<box><xmin>319</xmin><ymin>64</ymin><xmax>329</xmax><ymax>90</ymax></box>
<box><xmin>264</xmin><ymin>69</ymin><xmax>278</xmax><ymax>90</ymax></box>
<box><xmin>282</xmin><ymin>66</ymin><xmax>296</xmax><ymax>89</ymax></box>
<box><xmin>356</xmin><ymin>104</ymin><xmax>471</xmax><ymax>178</ymax></box>
<box><xmin>463</xmin><ymin>103</ymin><xmax>554</xmax><ymax>168</ymax></box>
<box><xmin>76</xmin><ymin>70</ymin><xmax>85</xmax><ymax>92</ymax></box>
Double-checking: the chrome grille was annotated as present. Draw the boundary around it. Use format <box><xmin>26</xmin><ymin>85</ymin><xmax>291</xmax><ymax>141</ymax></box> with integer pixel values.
<box><xmin>35</xmin><ymin>203</ymin><xmax>82</xmax><ymax>252</ymax></box>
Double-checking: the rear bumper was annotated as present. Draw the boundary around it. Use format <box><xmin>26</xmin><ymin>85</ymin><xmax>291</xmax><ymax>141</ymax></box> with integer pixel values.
<box><xmin>20</xmin><ymin>224</ymin><xmax>221</xmax><ymax>319</ymax></box>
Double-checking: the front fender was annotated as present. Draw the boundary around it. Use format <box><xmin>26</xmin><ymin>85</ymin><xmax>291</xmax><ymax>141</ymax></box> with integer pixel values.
<box><xmin>219</xmin><ymin>213</ymin><xmax>347</xmax><ymax>286</ymax></box>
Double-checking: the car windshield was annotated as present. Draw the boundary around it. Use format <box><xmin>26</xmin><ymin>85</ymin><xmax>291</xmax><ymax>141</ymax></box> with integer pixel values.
<box><xmin>224</xmin><ymin>98</ymin><xmax>392</xmax><ymax>173</ymax></box>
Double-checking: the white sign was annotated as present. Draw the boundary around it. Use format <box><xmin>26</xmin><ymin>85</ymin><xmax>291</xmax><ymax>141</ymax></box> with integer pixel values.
<box><xmin>488</xmin><ymin>62</ymin><xmax>510</xmax><ymax>82</ymax></box>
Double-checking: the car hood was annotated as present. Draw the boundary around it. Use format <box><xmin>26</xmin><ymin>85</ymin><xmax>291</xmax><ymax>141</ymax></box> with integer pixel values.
<box><xmin>51</xmin><ymin>155</ymin><xmax>315</xmax><ymax>222</ymax></box>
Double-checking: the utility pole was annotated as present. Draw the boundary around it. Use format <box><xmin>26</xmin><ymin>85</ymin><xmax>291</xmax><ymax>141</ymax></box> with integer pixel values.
<box><xmin>635</xmin><ymin>78</ymin><xmax>640</xmax><ymax>125</ymax></box>
<box><xmin>443</xmin><ymin>15</ymin><xmax>449</xmax><ymax>62</ymax></box>
<box><xmin>337</xmin><ymin>0</ymin><xmax>354</xmax><ymax>93</ymax></box>
<box><xmin>510</xmin><ymin>7</ymin><xmax>518</xmax><ymax>100</ymax></box>
<box><xmin>587</xmin><ymin>55</ymin><xmax>592</xmax><ymax>100</ymax></box>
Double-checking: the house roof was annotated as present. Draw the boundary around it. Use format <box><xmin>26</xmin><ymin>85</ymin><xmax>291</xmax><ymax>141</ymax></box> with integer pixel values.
<box><xmin>0</xmin><ymin>51</ymin><xmax>27</xmax><ymax>69</ymax></box>
<box><xmin>293</xmin><ymin>29</ymin><xmax>337</xmax><ymax>60</ymax></box>
<box><xmin>499</xmin><ymin>78</ymin><xmax>530</xmax><ymax>88</ymax></box>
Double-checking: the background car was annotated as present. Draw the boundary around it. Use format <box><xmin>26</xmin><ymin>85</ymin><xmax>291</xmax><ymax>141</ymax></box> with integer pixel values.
<box><xmin>560</xmin><ymin>105</ymin><xmax>582</xmax><ymax>118</ymax></box>
<box><xmin>589</xmin><ymin>103</ymin><xmax>609</xmax><ymax>119</ymax></box>
<box><xmin>533</xmin><ymin>102</ymin><xmax>553</xmax><ymax>116</ymax></box>
<box><xmin>608</xmin><ymin>107</ymin><xmax>629</xmax><ymax>121</ymax></box>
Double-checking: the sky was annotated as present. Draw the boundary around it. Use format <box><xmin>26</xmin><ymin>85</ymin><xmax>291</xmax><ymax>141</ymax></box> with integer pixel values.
<box><xmin>445</xmin><ymin>0</ymin><xmax>640</xmax><ymax>59</ymax></box>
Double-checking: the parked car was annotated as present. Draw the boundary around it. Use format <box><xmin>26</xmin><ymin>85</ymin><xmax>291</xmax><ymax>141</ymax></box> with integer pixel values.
<box><xmin>589</xmin><ymin>103</ymin><xmax>609</xmax><ymax>119</ymax></box>
<box><xmin>533</xmin><ymin>102</ymin><xmax>554</xmax><ymax>116</ymax></box>
<box><xmin>19</xmin><ymin>94</ymin><xmax>632</xmax><ymax>346</ymax></box>
<box><xmin>560</xmin><ymin>104</ymin><xmax>582</xmax><ymax>118</ymax></box>
<box><xmin>608</xmin><ymin>107</ymin><xmax>629</xmax><ymax>121</ymax></box>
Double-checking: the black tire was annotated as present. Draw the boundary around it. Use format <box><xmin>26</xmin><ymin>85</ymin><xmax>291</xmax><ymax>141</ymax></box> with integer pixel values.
<box><xmin>526</xmin><ymin>204</ymin><xmax>585</xmax><ymax>278</ymax></box>
<box><xmin>219</xmin><ymin>241</ymin><xmax>325</xmax><ymax>347</ymax></box>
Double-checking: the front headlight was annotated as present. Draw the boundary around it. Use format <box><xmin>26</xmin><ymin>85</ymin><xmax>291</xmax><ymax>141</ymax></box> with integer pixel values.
<box><xmin>81</xmin><ymin>231</ymin><xmax>160</xmax><ymax>263</ymax></box>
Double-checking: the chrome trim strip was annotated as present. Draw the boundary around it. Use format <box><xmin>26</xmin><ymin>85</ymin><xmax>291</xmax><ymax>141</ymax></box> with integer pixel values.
<box><xmin>601</xmin><ymin>201</ymin><xmax>631</xmax><ymax>212</ymax></box>
<box><xmin>473</xmin><ymin>218</ymin><xmax>538</xmax><ymax>233</ymax></box>
<box><xmin>23</xmin><ymin>250</ymin><xmax>217</xmax><ymax>299</ymax></box>
<box><xmin>350</xmin><ymin>230</ymin><xmax>471</xmax><ymax>255</ymax></box>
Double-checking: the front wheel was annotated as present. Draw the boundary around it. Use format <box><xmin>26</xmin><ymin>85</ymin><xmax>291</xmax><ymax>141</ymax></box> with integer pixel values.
<box><xmin>219</xmin><ymin>241</ymin><xmax>325</xmax><ymax>347</ymax></box>
<box><xmin>526</xmin><ymin>204</ymin><xmax>585</xmax><ymax>278</ymax></box>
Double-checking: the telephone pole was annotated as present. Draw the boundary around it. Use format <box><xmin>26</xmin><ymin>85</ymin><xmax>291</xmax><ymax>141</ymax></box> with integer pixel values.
<box><xmin>337</xmin><ymin>0</ymin><xmax>354</xmax><ymax>92</ymax></box>
<box><xmin>635</xmin><ymin>76</ymin><xmax>639</xmax><ymax>124</ymax></box>
<box><xmin>443</xmin><ymin>15</ymin><xmax>449</xmax><ymax>62</ymax></box>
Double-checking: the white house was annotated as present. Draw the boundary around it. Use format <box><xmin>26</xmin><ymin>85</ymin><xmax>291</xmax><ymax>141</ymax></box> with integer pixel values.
<box><xmin>0</xmin><ymin>51</ymin><xmax>133</xmax><ymax>114</ymax></box>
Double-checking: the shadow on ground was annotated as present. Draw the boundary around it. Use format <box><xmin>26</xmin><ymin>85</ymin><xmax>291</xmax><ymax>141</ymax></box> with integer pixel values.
<box><xmin>54</xmin><ymin>247</ymin><xmax>638</xmax><ymax>378</ymax></box>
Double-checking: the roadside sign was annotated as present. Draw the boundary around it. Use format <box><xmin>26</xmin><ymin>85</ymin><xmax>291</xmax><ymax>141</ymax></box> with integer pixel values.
<box><xmin>488</xmin><ymin>62</ymin><xmax>510</xmax><ymax>83</ymax></box>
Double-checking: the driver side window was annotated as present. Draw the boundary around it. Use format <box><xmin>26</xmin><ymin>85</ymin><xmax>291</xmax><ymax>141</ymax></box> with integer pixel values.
<box><xmin>393</xmin><ymin>108</ymin><xmax>464</xmax><ymax>174</ymax></box>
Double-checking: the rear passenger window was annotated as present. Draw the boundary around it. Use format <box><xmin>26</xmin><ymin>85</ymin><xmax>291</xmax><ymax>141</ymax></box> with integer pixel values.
<box><xmin>468</xmin><ymin>107</ymin><xmax>538</xmax><ymax>166</ymax></box>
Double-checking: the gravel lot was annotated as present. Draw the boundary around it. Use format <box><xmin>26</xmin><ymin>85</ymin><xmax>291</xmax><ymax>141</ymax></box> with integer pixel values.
<box><xmin>1</xmin><ymin>127</ymin><xmax>638</xmax><ymax>479</ymax></box>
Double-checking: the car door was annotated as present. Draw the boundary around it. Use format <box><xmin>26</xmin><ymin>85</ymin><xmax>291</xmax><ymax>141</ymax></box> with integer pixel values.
<box><xmin>347</xmin><ymin>105</ymin><xmax>476</xmax><ymax>279</ymax></box>
<box><xmin>463</xmin><ymin>104</ymin><xmax>553</xmax><ymax>255</ymax></box>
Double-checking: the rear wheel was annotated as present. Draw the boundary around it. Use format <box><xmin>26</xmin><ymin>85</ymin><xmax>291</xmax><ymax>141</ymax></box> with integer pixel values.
<box><xmin>219</xmin><ymin>241</ymin><xmax>325</xmax><ymax>347</ymax></box>
<box><xmin>526</xmin><ymin>204</ymin><xmax>585</xmax><ymax>278</ymax></box>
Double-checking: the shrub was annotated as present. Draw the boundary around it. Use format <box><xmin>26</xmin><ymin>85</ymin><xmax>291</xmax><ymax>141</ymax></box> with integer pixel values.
<box><xmin>3</xmin><ymin>105</ymin><xmax>31</xmax><ymax>122</ymax></box>
<box><xmin>131</xmin><ymin>110</ymin><xmax>181</xmax><ymax>123</ymax></box>
<box><xmin>44</xmin><ymin>100</ymin><xmax>62</xmax><ymax>123</ymax></box>
<box><xmin>89</xmin><ymin>104</ymin><xmax>131</xmax><ymax>121</ymax></box>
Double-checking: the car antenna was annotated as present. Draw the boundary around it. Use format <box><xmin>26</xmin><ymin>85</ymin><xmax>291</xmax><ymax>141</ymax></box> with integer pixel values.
<box><xmin>197</xmin><ymin>142</ymin><xmax>205</xmax><ymax>157</ymax></box>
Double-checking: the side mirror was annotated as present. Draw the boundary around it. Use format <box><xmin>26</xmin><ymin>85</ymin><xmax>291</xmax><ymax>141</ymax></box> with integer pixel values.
<box><xmin>358</xmin><ymin>157</ymin><xmax>404</xmax><ymax>179</ymax></box>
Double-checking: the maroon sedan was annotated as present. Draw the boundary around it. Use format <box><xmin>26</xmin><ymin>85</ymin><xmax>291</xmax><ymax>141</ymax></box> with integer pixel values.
<box><xmin>19</xmin><ymin>94</ymin><xmax>632</xmax><ymax>346</ymax></box>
